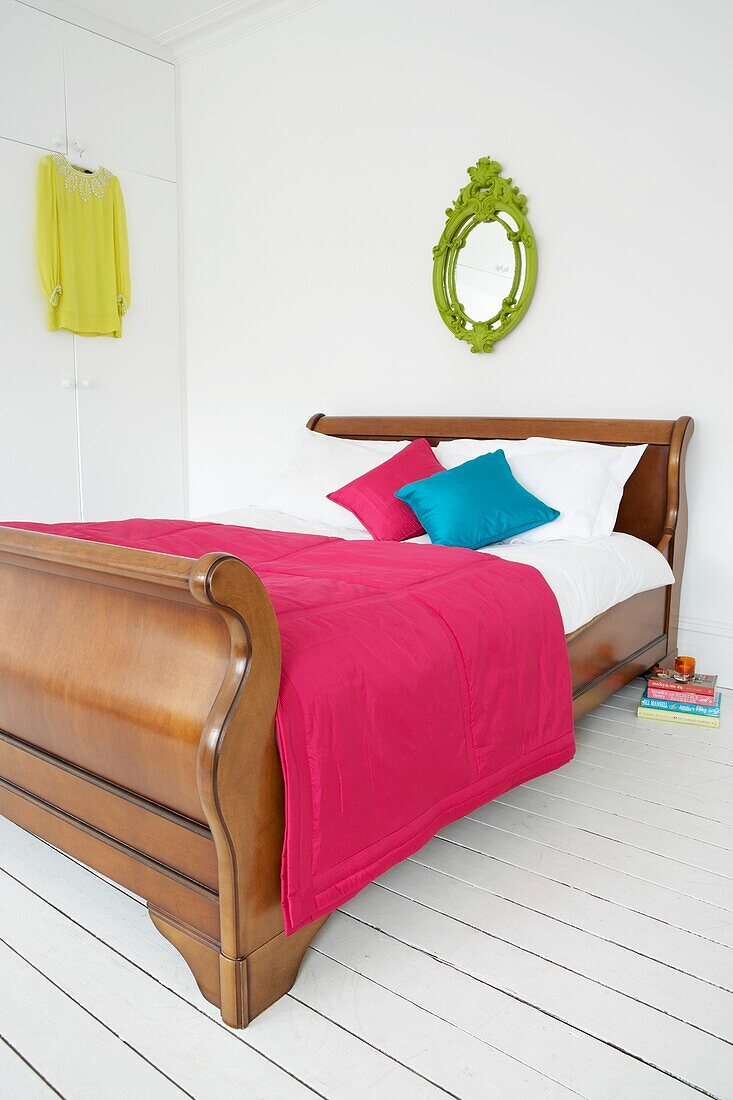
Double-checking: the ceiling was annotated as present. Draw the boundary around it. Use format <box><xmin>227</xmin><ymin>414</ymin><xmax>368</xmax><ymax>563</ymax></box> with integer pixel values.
<box><xmin>62</xmin><ymin>0</ymin><xmax>230</xmax><ymax>41</ymax></box>
<box><xmin>61</xmin><ymin>0</ymin><xmax>325</xmax><ymax>57</ymax></box>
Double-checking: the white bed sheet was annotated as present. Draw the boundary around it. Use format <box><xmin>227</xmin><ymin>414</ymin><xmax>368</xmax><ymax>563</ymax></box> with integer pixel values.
<box><xmin>197</xmin><ymin>506</ymin><xmax>674</xmax><ymax>635</ymax></box>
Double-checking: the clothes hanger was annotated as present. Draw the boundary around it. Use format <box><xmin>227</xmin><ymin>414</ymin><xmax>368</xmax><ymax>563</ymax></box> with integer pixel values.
<box><xmin>68</xmin><ymin>138</ymin><xmax>100</xmax><ymax>173</ymax></box>
<box><xmin>53</xmin><ymin>136</ymin><xmax>100</xmax><ymax>173</ymax></box>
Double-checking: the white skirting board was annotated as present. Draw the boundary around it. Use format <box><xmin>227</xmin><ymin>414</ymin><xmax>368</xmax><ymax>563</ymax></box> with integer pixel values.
<box><xmin>677</xmin><ymin>617</ymin><xmax>733</xmax><ymax>687</ymax></box>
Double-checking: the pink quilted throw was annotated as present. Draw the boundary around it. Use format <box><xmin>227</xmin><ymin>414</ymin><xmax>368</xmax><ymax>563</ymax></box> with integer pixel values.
<box><xmin>8</xmin><ymin>519</ymin><xmax>575</xmax><ymax>933</ymax></box>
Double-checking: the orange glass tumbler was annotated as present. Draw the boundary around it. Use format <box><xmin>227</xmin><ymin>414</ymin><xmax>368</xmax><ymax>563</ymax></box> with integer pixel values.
<box><xmin>674</xmin><ymin>655</ymin><xmax>696</xmax><ymax>682</ymax></box>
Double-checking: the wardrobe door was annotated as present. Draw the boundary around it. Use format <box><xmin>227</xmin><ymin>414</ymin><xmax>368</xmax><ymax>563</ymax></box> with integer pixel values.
<box><xmin>0</xmin><ymin>0</ymin><xmax>66</xmax><ymax>151</ymax></box>
<box><xmin>0</xmin><ymin>138</ymin><xmax>81</xmax><ymax>522</ymax></box>
<box><xmin>62</xmin><ymin>24</ymin><xmax>176</xmax><ymax>181</ymax></box>
<box><xmin>74</xmin><ymin>170</ymin><xmax>184</xmax><ymax>521</ymax></box>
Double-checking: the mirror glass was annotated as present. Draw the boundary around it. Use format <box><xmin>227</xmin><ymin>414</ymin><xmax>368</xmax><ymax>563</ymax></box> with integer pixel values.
<box><xmin>455</xmin><ymin>220</ymin><xmax>516</xmax><ymax>322</ymax></box>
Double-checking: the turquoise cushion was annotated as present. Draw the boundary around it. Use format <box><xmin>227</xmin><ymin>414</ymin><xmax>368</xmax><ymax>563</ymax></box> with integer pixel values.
<box><xmin>395</xmin><ymin>449</ymin><xmax>560</xmax><ymax>549</ymax></box>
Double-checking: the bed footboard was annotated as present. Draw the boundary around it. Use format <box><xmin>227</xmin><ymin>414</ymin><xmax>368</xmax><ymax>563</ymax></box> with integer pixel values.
<box><xmin>0</xmin><ymin>527</ymin><xmax>321</xmax><ymax>1028</ymax></box>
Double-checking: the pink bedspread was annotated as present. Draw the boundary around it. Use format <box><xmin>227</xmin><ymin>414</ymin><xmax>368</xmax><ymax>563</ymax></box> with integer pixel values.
<box><xmin>9</xmin><ymin>519</ymin><xmax>575</xmax><ymax>932</ymax></box>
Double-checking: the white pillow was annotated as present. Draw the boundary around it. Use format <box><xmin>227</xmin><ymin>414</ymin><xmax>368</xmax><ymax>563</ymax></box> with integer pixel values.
<box><xmin>435</xmin><ymin>437</ymin><xmax>646</xmax><ymax>543</ymax></box>
<box><xmin>260</xmin><ymin>429</ymin><xmax>408</xmax><ymax>530</ymax></box>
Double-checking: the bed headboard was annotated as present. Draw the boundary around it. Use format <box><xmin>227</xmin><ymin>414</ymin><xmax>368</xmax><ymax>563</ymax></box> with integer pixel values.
<box><xmin>307</xmin><ymin>414</ymin><xmax>694</xmax><ymax>647</ymax></box>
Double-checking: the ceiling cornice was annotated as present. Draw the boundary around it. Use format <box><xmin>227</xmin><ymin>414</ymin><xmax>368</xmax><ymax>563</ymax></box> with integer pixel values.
<box><xmin>156</xmin><ymin>0</ymin><xmax>332</xmax><ymax>61</ymax></box>
<box><xmin>18</xmin><ymin>0</ymin><xmax>175</xmax><ymax>61</ymax></box>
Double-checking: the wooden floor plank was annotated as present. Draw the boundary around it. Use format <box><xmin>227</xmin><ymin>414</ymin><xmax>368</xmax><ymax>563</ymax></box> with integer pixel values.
<box><xmin>293</xmin><ymin>949</ymin><xmax>577</xmax><ymax>1098</ymax></box>
<box><xmin>526</xmin><ymin>769</ymin><xmax>733</xmax><ymax>848</ymax></box>
<box><xmin>410</xmin><ymin>837</ymin><xmax>733</xmax><ymax>991</ymax></box>
<box><xmin>579</xmin><ymin>713</ymin><xmax>733</xmax><ymax>768</ymax></box>
<box><xmin>683</xmin><ymin>774</ymin><xmax>733</xmax><ymax>803</ymax></box>
<box><xmin>574</xmin><ymin>743</ymin><xmax>733</xmax><ymax>799</ymax></box>
<box><xmin>343</xmin><ymin>886</ymin><xmax>720</xmax><ymax>1097</ymax></box>
<box><xmin>495</xmin><ymin>785</ymin><xmax>733</xmax><ymax>875</ymax></box>
<box><xmin>574</xmin><ymin>728</ymin><xmax>728</xmax><ymax>781</ymax></box>
<box><xmin>0</xmin><ymin>1036</ymin><xmax>63</xmax><ymax>1100</ymax></box>
<box><xmin>0</xmin><ymin>937</ymin><xmax>188</xmax><ymax>1100</ymax></box>
<box><xmin>577</xmin><ymin>716</ymin><xmax>733</xmax><ymax>770</ymax></box>
<box><xmin>465</xmin><ymin>802</ymin><xmax>733</xmax><ymax>909</ymax></box>
<box><xmin>315</xmin><ymin>912</ymin><xmax>689</xmax><ymax>1100</ymax></box>
<box><xmin>552</xmin><ymin>758</ymin><xmax>733</xmax><ymax>826</ymax></box>
<box><xmin>440</xmin><ymin>817</ymin><xmax>733</xmax><ymax>946</ymax></box>
<box><xmin>377</xmin><ymin>859</ymin><xmax>733</xmax><ymax>1040</ymax></box>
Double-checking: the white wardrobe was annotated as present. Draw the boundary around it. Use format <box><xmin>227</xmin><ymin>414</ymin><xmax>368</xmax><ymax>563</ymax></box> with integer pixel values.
<box><xmin>0</xmin><ymin>0</ymin><xmax>184</xmax><ymax>522</ymax></box>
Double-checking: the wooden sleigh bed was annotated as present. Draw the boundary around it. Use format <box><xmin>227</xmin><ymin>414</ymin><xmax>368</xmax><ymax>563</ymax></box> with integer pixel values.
<box><xmin>0</xmin><ymin>414</ymin><xmax>694</xmax><ymax>1029</ymax></box>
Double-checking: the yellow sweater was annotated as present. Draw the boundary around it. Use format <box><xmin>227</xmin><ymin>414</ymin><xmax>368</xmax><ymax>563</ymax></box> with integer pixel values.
<box><xmin>37</xmin><ymin>154</ymin><xmax>131</xmax><ymax>338</ymax></box>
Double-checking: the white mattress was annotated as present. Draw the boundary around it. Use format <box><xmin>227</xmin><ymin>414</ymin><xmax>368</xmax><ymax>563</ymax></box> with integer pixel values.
<box><xmin>198</xmin><ymin>506</ymin><xmax>674</xmax><ymax>635</ymax></box>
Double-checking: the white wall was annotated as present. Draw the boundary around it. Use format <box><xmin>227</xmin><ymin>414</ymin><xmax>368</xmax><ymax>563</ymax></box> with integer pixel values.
<box><xmin>0</xmin><ymin>0</ymin><xmax>184</xmax><ymax>522</ymax></box>
<box><xmin>178</xmin><ymin>0</ymin><xmax>733</xmax><ymax>680</ymax></box>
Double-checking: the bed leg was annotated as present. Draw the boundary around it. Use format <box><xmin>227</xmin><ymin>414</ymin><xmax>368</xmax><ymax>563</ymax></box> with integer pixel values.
<box><xmin>148</xmin><ymin>906</ymin><xmax>223</xmax><ymax>1013</ymax></box>
<box><xmin>148</xmin><ymin>905</ymin><xmax>248</xmax><ymax>1028</ymax></box>
<box><xmin>242</xmin><ymin>916</ymin><xmax>329</xmax><ymax>1025</ymax></box>
<box><xmin>149</xmin><ymin>905</ymin><xmax>328</xmax><ymax>1028</ymax></box>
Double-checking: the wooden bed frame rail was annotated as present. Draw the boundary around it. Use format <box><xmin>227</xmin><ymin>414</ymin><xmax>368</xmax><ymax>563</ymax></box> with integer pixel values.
<box><xmin>0</xmin><ymin>414</ymin><xmax>693</xmax><ymax>1027</ymax></box>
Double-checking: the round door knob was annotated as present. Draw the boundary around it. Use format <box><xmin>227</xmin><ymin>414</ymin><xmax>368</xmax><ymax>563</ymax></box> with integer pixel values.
<box><xmin>60</xmin><ymin>378</ymin><xmax>74</xmax><ymax>389</ymax></box>
<box><xmin>80</xmin><ymin>379</ymin><xmax>95</xmax><ymax>389</ymax></box>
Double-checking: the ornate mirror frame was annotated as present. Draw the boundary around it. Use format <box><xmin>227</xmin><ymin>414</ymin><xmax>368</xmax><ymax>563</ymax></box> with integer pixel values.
<box><xmin>432</xmin><ymin>157</ymin><xmax>537</xmax><ymax>353</ymax></box>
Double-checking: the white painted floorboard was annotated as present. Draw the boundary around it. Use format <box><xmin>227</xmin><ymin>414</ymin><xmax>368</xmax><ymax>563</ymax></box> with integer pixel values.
<box><xmin>1</xmin><ymin>680</ymin><xmax>732</xmax><ymax>1098</ymax></box>
<box><xmin>0</xmin><ymin>1036</ymin><xmax>60</xmax><ymax>1100</ymax></box>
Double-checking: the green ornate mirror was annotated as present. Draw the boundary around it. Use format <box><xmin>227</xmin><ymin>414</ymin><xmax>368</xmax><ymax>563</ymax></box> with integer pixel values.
<box><xmin>433</xmin><ymin>156</ymin><xmax>537</xmax><ymax>353</ymax></box>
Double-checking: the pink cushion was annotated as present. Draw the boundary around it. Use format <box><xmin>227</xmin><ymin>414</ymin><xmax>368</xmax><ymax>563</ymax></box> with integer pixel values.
<box><xmin>327</xmin><ymin>438</ymin><xmax>444</xmax><ymax>541</ymax></box>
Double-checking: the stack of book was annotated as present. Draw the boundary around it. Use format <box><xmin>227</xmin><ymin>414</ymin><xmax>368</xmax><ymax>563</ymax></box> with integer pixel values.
<box><xmin>638</xmin><ymin>666</ymin><xmax>721</xmax><ymax>728</ymax></box>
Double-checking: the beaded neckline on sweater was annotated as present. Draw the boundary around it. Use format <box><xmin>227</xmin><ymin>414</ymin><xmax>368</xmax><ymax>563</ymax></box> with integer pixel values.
<box><xmin>51</xmin><ymin>154</ymin><xmax>111</xmax><ymax>202</ymax></box>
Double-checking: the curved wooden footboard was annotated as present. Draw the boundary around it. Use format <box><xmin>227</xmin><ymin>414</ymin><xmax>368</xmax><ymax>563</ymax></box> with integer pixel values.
<box><xmin>0</xmin><ymin>528</ymin><xmax>323</xmax><ymax>1028</ymax></box>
